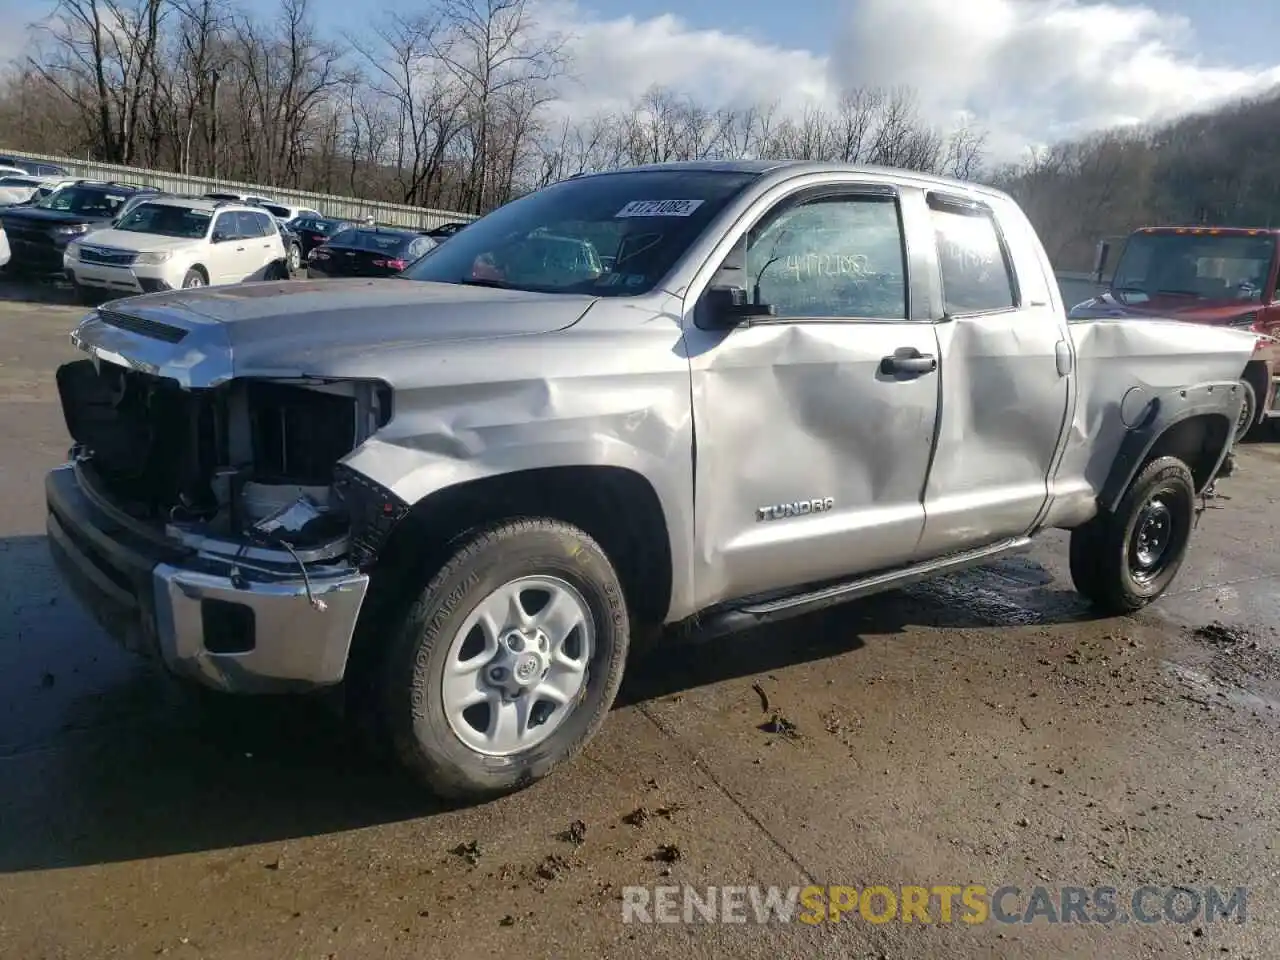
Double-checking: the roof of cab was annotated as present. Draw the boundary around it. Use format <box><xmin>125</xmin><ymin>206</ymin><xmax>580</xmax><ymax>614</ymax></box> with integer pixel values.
<box><xmin>567</xmin><ymin>159</ymin><xmax>1011</xmax><ymax>203</ymax></box>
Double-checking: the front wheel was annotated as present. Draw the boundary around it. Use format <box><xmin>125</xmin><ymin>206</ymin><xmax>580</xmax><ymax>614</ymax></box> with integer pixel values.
<box><xmin>379</xmin><ymin>519</ymin><xmax>629</xmax><ymax>801</ymax></box>
<box><xmin>1069</xmin><ymin>456</ymin><xmax>1196</xmax><ymax>615</ymax></box>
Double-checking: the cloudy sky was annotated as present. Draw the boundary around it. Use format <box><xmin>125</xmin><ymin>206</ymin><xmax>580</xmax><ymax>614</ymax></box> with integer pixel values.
<box><xmin>5</xmin><ymin>0</ymin><xmax>1280</xmax><ymax>160</ymax></box>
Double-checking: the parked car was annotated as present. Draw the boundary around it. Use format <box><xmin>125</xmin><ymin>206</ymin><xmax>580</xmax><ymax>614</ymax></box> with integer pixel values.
<box><xmin>0</xmin><ymin>180</ymin><xmax>160</xmax><ymax>275</ymax></box>
<box><xmin>306</xmin><ymin>225</ymin><xmax>436</xmax><ymax>277</ymax></box>
<box><xmin>1</xmin><ymin>177</ymin><xmax>80</xmax><ymax>208</ymax></box>
<box><xmin>287</xmin><ymin>215</ymin><xmax>353</xmax><ymax>259</ymax></box>
<box><xmin>0</xmin><ymin>165</ymin><xmax>28</xmax><ymax>180</ymax></box>
<box><xmin>272</xmin><ymin>217</ymin><xmax>304</xmax><ymax>273</ymax></box>
<box><xmin>203</xmin><ymin>190</ymin><xmax>273</xmax><ymax>206</ymax></box>
<box><xmin>0</xmin><ymin>154</ymin><xmax>70</xmax><ymax>177</ymax></box>
<box><xmin>0</xmin><ymin>175</ymin><xmax>45</xmax><ymax>207</ymax></box>
<box><xmin>422</xmin><ymin>220</ymin><xmax>470</xmax><ymax>241</ymax></box>
<box><xmin>63</xmin><ymin>196</ymin><xmax>288</xmax><ymax>300</ymax></box>
<box><xmin>47</xmin><ymin>160</ymin><xmax>1256</xmax><ymax>802</ymax></box>
<box><xmin>257</xmin><ymin>201</ymin><xmax>323</xmax><ymax>225</ymax></box>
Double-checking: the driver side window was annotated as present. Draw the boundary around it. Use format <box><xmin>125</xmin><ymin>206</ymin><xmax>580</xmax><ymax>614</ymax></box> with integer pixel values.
<box><xmin>742</xmin><ymin>194</ymin><xmax>908</xmax><ymax>320</ymax></box>
<box><xmin>212</xmin><ymin>212</ymin><xmax>238</xmax><ymax>241</ymax></box>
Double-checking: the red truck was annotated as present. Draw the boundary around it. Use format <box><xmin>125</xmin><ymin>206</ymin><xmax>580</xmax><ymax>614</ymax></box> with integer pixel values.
<box><xmin>1069</xmin><ymin>226</ymin><xmax>1280</xmax><ymax>442</ymax></box>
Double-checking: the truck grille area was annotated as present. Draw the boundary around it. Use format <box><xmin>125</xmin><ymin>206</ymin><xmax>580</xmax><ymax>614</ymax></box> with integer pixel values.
<box><xmin>55</xmin><ymin>359</ymin><xmax>218</xmax><ymax>518</ymax></box>
<box><xmin>53</xmin><ymin>357</ymin><xmax>376</xmax><ymax>545</ymax></box>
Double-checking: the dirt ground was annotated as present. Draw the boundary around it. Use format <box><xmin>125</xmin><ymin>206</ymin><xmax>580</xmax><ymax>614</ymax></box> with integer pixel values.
<box><xmin>1</xmin><ymin>277</ymin><xmax>1278</xmax><ymax>960</ymax></box>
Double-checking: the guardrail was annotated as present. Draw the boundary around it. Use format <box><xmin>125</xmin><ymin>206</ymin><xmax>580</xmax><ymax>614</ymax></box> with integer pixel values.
<box><xmin>0</xmin><ymin>148</ymin><xmax>477</xmax><ymax>230</ymax></box>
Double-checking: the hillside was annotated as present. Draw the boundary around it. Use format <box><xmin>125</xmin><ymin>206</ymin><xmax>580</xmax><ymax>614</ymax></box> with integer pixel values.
<box><xmin>993</xmin><ymin>87</ymin><xmax>1280</xmax><ymax>271</ymax></box>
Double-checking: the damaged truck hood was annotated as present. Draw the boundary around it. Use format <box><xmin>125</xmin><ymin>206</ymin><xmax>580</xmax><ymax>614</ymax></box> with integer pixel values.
<box><xmin>69</xmin><ymin>278</ymin><xmax>598</xmax><ymax>387</ymax></box>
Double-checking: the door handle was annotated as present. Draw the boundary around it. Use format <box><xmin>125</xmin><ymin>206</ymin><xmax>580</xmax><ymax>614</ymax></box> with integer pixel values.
<box><xmin>880</xmin><ymin>347</ymin><xmax>938</xmax><ymax>376</ymax></box>
<box><xmin>235</xmin><ymin>246</ymin><xmax>245</xmax><ymax>252</ymax></box>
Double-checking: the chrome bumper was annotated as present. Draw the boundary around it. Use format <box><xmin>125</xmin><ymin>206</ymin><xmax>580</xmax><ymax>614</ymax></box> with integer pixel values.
<box><xmin>46</xmin><ymin>462</ymin><xmax>369</xmax><ymax>693</ymax></box>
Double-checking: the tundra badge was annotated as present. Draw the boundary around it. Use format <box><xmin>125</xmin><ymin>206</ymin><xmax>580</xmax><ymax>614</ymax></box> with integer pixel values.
<box><xmin>756</xmin><ymin>498</ymin><xmax>835</xmax><ymax>522</ymax></box>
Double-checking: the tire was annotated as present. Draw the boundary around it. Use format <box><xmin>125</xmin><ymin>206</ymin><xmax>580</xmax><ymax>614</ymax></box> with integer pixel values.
<box><xmin>378</xmin><ymin>518</ymin><xmax>629</xmax><ymax>801</ymax></box>
<box><xmin>263</xmin><ymin>260</ymin><xmax>289</xmax><ymax>281</ymax></box>
<box><xmin>287</xmin><ymin>243</ymin><xmax>302</xmax><ymax>272</ymax></box>
<box><xmin>181</xmin><ymin>267</ymin><xmax>206</xmax><ymax>289</ymax></box>
<box><xmin>1234</xmin><ymin>377</ymin><xmax>1258</xmax><ymax>443</ymax></box>
<box><xmin>1068</xmin><ymin>456</ymin><xmax>1196</xmax><ymax>615</ymax></box>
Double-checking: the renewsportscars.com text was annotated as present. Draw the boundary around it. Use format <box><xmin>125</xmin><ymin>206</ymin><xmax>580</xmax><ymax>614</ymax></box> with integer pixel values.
<box><xmin>621</xmin><ymin>884</ymin><xmax>1247</xmax><ymax>926</ymax></box>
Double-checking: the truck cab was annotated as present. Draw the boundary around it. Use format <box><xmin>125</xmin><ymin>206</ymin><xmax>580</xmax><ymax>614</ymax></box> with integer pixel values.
<box><xmin>1070</xmin><ymin>226</ymin><xmax>1280</xmax><ymax>439</ymax></box>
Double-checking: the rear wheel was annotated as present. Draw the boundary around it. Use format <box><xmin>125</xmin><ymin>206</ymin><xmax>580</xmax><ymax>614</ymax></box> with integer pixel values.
<box><xmin>377</xmin><ymin>519</ymin><xmax>629</xmax><ymax>801</ymax></box>
<box><xmin>1069</xmin><ymin>456</ymin><xmax>1196</xmax><ymax>614</ymax></box>
<box><xmin>287</xmin><ymin>243</ymin><xmax>301</xmax><ymax>272</ymax></box>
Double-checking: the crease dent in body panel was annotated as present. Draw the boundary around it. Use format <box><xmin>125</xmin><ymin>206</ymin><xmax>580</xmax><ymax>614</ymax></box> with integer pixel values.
<box><xmin>1056</xmin><ymin>316</ymin><xmax>1258</xmax><ymax>499</ymax></box>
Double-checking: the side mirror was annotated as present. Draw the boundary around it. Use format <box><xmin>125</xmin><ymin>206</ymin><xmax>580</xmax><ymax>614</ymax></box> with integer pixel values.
<box><xmin>700</xmin><ymin>286</ymin><xmax>776</xmax><ymax>329</ymax></box>
<box><xmin>1092</xmin><ymin>240</ymin><xmax>1111</xmax><ymax>286</ymax></box>
<box><xmin>211</xmin><ymin>231</ymin><xmax>228</xmax><ymax>243</ymax></box>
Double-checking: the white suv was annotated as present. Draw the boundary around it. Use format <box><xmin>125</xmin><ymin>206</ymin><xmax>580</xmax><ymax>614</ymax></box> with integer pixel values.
<box><xmin>64</xmin><ymin>197</ymin><xmax>288</xmax><ymax>299</ymax></box>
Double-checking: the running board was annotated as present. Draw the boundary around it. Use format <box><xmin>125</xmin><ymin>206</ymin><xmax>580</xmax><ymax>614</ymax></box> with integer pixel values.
<box><xmin>687</xmin><ymin>536</ymin><xmax>1033</xmax><ymax>641</ymax></box>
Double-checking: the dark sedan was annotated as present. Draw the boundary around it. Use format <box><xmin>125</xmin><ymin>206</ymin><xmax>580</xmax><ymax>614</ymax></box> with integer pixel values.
<box><xmin>306</xmin><ymin>227</ymin><xmax>436</xmax><ymax>278</ymax></box>
<box><xmin>288</xmin><ymin>215</ymin><xmax>355</xmax><ymax>258</ymax></box>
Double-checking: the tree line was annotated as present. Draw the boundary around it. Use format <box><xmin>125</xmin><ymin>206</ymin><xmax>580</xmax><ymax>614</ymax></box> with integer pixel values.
<box><xmin>0</xmin><ymin>0</ymin><xmax>988</xmax><ymax>215</ymax></box>
<box><xmin>992</xmin><ymin>87</ymin><xmax>1280</xmax><ymax>271</ymax></box>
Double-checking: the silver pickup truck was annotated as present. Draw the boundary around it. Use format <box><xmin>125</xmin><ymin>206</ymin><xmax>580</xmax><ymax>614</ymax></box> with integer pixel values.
<box><xmin>47</xmin><ymin>160</ymin><xmax>1257</xmax><ymax>800</ymax></box>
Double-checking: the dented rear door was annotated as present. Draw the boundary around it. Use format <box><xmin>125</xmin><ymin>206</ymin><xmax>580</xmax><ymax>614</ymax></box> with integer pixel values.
<box><xmin>912</xmin><ymin>189</ymin><xmax>1072</xmax><ymax>556</ymax></box>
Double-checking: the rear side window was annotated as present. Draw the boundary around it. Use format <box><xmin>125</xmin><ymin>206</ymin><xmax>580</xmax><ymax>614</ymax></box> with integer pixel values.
<box><xmin>928</xmin><ymin>193</ymin><xmax>1017</xmax><ymax>315</ymax></box>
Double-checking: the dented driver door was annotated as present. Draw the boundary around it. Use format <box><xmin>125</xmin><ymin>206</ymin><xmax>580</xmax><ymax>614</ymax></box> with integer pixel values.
<box><xmin>684</xmin><ymin>182</ymin><xmax>942</xmax><ymax>608</ymax></box>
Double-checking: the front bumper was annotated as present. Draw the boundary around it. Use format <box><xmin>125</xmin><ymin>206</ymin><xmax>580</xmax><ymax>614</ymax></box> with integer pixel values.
<box><xmin>6</xmin><ymin>231</ymin><xmax>77</xmax><ymax>273</ymax></box>
<box><xmin>65</xmin><ymin>257</ymin><xmax>179</xmax><ymax>295</ymax></box>
<box><xmin>45</xmin><ymin>462</ymin><xmax>369</xmax><ymax>693</ymax></box>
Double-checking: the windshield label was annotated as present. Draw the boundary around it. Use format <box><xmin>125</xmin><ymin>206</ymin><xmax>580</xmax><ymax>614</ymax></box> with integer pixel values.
<box><xmin>615</xmin><ymin>199</ymin><xmax>704</xmax><ymax>218</ymax></box>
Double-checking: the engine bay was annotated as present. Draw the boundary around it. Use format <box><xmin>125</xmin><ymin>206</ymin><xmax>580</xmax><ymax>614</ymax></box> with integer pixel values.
<box><xmin>55</xmin><ymin>358</ymin><xmax>392</xmax><ymax>553</ymax></box>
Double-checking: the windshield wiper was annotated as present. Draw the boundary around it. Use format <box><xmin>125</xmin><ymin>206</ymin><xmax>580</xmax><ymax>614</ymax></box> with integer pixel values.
<box><xmin>1153</xmin><ymin>288</ymin><xmax>1201</xmax><ymax>297</ymax></box>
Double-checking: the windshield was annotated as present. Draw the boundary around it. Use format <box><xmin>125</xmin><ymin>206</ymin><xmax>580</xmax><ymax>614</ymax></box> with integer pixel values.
<box><xmin>114</xmin><ymin>203</ymin><xmax>212</xmax><ymax>239</ymax></box>
<box><xmin>35</xmin><ymin>185</ymin><xmax>128</xmax><ymax>216</ymax></box>
<box><xmin>1111</xmin><ymin>232</ymin><xmax>1277</xmax><ymax>304</ymax></box>
<box><xmin>400</xmin><ymin>169</ymin><xmax>759</xmax><ymax>294</ymax></box>
<box><xmin>327</xmin><ymin>229</ymin><xmax>414</xmax><ymax>254</ymax></box>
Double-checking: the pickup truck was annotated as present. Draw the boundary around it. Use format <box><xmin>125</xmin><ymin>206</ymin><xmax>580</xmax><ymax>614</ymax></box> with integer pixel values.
<box><xmin>46</xmin><ymin>160</ymin><xmax>1257</xmax><ymax>801</ymax></box>
<box><xmin>1071</xmin><ymin>225</ymin><xmax>1280</xmax><ymax>441</ymax></box>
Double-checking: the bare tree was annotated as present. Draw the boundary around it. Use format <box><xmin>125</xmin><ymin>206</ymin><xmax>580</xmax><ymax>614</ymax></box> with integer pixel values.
<box><xmin>30</xmin><ymin>0</ymin><xmax>167</xmax><ymax>164</ymax></box>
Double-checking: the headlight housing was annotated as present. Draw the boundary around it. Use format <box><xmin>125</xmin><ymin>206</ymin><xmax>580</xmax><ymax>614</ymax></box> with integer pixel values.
<box><xmin>54</xmin><ymin>223</ymin><xmax>89</xmax><ymax>236</ymax></box>
<box><xmin>134</xmin><ymin>251</ymin><xmax>173</xmax><ymax>265</ymax></box>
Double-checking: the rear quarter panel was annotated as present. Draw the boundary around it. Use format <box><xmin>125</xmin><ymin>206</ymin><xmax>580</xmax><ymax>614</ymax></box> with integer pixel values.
<box><xmin>1046</xmin><ymin>317</ymin><xmax>1257</xmax><ymax>528</ymax></box>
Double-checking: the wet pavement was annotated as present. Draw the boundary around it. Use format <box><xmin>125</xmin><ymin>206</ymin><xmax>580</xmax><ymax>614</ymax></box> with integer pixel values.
<box><xmin>1</xmin><ymin>282</ymin><xmax>1278</xmax><ymax>959</ymax></box>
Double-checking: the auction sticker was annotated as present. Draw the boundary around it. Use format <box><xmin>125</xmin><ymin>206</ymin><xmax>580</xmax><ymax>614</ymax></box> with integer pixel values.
<box><xmin>615</xmin><ymin>199</ymin><xmax>705</xmax><ymax>217</ymax></box>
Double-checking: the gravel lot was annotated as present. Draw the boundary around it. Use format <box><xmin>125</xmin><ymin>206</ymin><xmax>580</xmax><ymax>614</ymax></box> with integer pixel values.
<box><xmin>1</xmin><ymin>277</ymin><xmax>1278</xmax><ymax>959</ymax></box>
